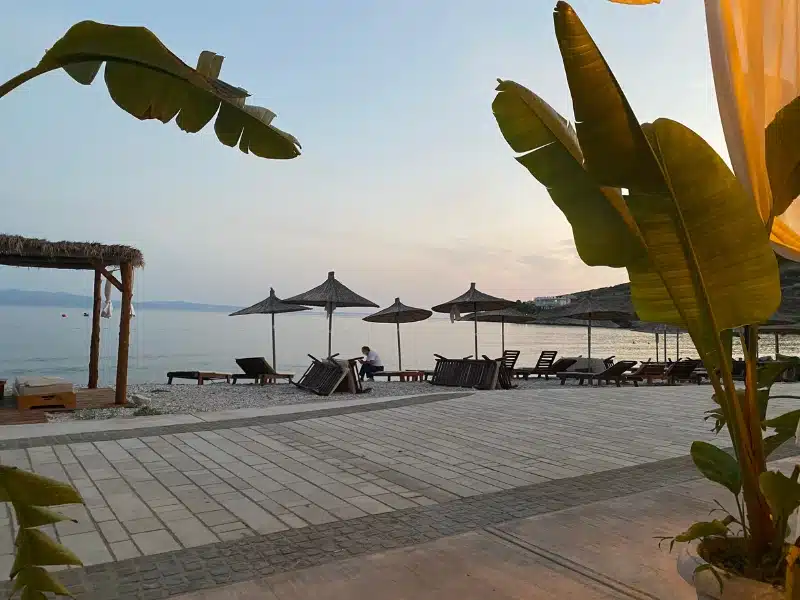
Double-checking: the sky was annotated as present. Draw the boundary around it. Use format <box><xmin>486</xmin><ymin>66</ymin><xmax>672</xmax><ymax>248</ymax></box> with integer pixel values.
<box><xmin>0</xmin><ymin>0</ymin><xmax>722</xmax><ymax>308</ymax></box>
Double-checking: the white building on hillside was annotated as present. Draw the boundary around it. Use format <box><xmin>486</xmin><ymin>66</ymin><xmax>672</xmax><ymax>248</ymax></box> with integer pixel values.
<box><xmin>533</xmin><ymin>295</ymin><xmax>574</xmax><ymax>308</ymax></box>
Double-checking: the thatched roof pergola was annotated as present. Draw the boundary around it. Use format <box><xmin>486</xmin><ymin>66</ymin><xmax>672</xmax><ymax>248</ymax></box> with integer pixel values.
<box><xmin>0</xmin><ymin>235</ymin><xmax>144</xmax><ymax>270</ymax></box>
<box><xmin>0</xmin><ymin>234</ymin><xmax>144</xmax><ymax>404</ymax></box>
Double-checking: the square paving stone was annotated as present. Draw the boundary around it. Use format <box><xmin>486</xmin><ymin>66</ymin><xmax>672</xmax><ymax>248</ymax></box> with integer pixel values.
<box><xmin>198</xmin><ymin>510</ymin><xmax>238</xmax><ymax>527</ymax></box>
<box><xmin>132</xmin><ymin>529</ymin><xmax>181</xmax><ymax>555</ymax></box>
<box><xmin>110</xmin><ymin>540</ymin><xmax>141</xmax><ymax>560</ymax></box>
<box><xmin>124</xmin><ymin>518</ymin><xmax>163</xmax><ymax>534</ymax></box>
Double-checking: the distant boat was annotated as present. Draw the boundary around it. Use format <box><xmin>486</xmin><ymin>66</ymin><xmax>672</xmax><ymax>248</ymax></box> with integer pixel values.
<box><xmin>61</xmin><ymin>314</ymin><xmax>67</xmax><ymax>318</ymax></box>
<box><xmin>83</xmin><ymin>312</ymin><xmax>89</xmax><ymax>317</ymax></box>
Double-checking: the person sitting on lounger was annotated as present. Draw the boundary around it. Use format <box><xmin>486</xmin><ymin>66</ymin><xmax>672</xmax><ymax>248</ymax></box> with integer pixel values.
<box><xmin>358</xmin><ymin>346</ymin><xmax>384</xmax><ymax>381</ymax></box>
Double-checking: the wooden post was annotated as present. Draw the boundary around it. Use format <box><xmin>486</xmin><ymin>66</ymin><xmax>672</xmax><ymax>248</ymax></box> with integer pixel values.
<box><xmin>473</xmin><ymin>302</ymin><xmax>478</xmax><ymax>360</ymax></box>
<box><xmin>271</xmin><ymin>312</ymin><xmax>277</xmax><ymax>369</ymax></box>
<box><xmin>88</xmin><ymin>269</ymin><xmax>102</xmax><ymax>389</ymax></box>
<box><xmin>115</xmin><ymin>262</ymin><xmax>134</xmax><ymax>405</ymax></box>
<box><xmin>396</xmin><ymin>320</ymin><xmax>402</xmax><ymax>371</ymax></box>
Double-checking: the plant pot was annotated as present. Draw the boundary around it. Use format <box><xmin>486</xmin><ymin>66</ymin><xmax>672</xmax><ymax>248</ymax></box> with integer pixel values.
<box><xmin>678</xmin><ymin>552</ymin><xmax>783</xmax><ymax>599</ymax></box>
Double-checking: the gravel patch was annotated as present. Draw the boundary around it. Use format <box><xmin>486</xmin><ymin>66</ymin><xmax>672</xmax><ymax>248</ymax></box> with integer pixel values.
<box><xmin>45</xmin><ymin>377</ymin><xmax>567</xmax><ymax>422</ymax></box>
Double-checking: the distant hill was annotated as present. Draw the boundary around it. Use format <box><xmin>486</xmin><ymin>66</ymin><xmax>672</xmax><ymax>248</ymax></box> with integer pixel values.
<box><xmin>518</xmin><ymin>254</ymin><xmax>800</xmax><ymax>323</ymax></box>
<box><xmin>0</xmin><ymin>289</ymin><xmax>242</xmax><ymax>313</ymax></box>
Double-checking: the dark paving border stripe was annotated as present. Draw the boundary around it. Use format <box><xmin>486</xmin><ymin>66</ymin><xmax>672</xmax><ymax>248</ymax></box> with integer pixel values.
<box><xmin>6</xmin><ymin>442</ymin><xmax>798</xmax><ymax>600</ymax></box>
<box><xmin>0</xmin><ymin>392</ymin><xmax>472</xmax><ymax>450</ymax></box>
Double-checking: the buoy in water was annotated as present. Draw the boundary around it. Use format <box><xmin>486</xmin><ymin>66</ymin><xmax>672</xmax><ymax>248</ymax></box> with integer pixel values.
<box><xmin>83</xmin><ymin>312</ymin><xmax>89</xmax><ymax>317</ymax></box>
<box><xmin>61</xmin><ymin>314</ymin><xmax>67</xmax><ymax>318</ymax></box>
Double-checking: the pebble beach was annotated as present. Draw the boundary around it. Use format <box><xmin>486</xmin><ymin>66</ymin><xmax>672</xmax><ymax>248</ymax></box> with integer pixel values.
<box><xmin>46</xmin><ymin>377</ymin><xmax>567</xmax><ymax>422</ymax></box>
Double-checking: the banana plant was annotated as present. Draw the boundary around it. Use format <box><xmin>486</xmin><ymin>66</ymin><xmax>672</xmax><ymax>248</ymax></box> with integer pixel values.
<box><xmin>493</xmin><ymin>0</ymin><xmax>800</xmax><ymax>592</ymax></box>
<box><xmin>0</xmin><ymin>21</ymin><xmax>300</xmax><ymax>159</ymax></box>
<box><xmin>0</xmin><ymin>465</ymin><xmax>84</xmax><ymax>598</ymax></box>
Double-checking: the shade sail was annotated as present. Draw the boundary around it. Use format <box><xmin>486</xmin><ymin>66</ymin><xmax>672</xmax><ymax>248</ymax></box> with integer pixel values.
<box><xmin>284</xmin><ymin>271</ymin><xmax>378</xmax><ymax>356</ymax></box>
<box><xmin>363</xmin><ymin>298</ymin><xmax>432</xmax><ymax>370</ymax></box>
<box><xmin>229</xmin><ymin>288</ymin><xmax>310</xmax><ymax>369</ymax></box>
<box><xmin>432</xmin><ymin>283</ymin><xmax>513</xmax><ymax>358</ymax></box>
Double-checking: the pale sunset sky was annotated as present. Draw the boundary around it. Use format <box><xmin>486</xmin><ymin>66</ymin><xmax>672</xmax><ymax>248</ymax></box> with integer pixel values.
<box><xmin>0</xmin><ymin>0</ymin><xmax>720</xmax><ymax>308</ymax></box>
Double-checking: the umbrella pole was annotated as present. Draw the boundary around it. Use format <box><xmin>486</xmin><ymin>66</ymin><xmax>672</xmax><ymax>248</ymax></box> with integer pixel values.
<box><xmin>776</xmin><ymin>333</ymin><xmax>780</xmax><ymax>356</ymax></box>
<box><xmin>676</xmin><ymin>332</ymin><xmax>680</xmax><ymax>361</ymax></box>
<box><xmin>473</xmin><ymin>302</ymin><xmax>478</xmax><ymax>359</ymax></box>
<box><xmin>501</xmin><ymin>317</ymin><xmax>505</xmax><ymax>354</ymax></box>
<box><xmin>656</xmin><ymin>333</ymin><xmax>659</xmax><ymax>362</ymax></box>
<box><xmin>327</xmin><ymin>311</ymin><xmax>333</xmax><ymax>357</ymax></box>
<box><xmin>587</xmin><ymin>318</ymin><xmax>592</xmax><ymax>361</ymax></box>
<box><xmin>271</xmin><ymin>313</ymin><xmax>277</xmax><ymax>369</ymax></box>
<box><xmin>396</xmin><ymin>320</ymin><xmax>402</xmax><ymax>371</ymax></box>
<box><xmin>663</xmin><ymin>331</ymin><xmax>667</xmax><ymax>361</ymax></box>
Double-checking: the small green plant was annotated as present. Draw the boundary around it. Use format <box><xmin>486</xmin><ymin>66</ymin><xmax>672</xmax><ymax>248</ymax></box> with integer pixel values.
<box><xmin>0</xmin><ymin>465</ymin><xmax>84</xmax><ymax>598</ymax></box>
<box><xmin>132</xmin><ymin>406</ymin><xmax>163</xmax><ymax>417</ymax></box>
<box><xmin>493</xmin><ymin>1</ymin><xmax>800</xmax><ymax>595</ymax></box>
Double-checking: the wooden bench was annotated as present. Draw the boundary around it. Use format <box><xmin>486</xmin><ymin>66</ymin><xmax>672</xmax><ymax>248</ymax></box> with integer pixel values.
<box><xmin>17</xmin><ymin>391</ymin><xmax>77</xmax><ymax>411</ymax></box>
<box><xmin>372</xmin><ymin>370</ymin><xmax>425</xmax><ymax>382</ymax></box>
<box><xmin>167</xmin><ymin>371</ymin><xmax>231</xmax><ymax>385</ymax></box>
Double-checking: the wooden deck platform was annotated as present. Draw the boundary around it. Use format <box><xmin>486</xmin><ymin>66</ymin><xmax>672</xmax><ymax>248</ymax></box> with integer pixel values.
<box><xmin>0</xmin><ymin>387</ymin><xmax>119</xmax><ymax>425</ymax></box>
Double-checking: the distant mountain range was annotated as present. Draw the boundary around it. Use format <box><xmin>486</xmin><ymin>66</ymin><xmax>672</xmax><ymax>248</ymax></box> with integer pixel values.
<box><xmin>0</xmin><ymin>289</ymin><xmax>242</xmax><ymax>313</ymax></box>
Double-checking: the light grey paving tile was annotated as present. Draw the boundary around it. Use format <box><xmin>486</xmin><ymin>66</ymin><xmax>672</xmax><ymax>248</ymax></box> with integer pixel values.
<box><xmin>217</xmin><ymin>497</ymin><xmax>288</xmax><ymax>534</ymax></box>
<box><xmin>276</xmin><ymin>513</ymin><xmax>308</xmax><ymax>529</ymax></box>
<box><xmin>54</xmin><ymin>505</ymin><xmax>95</xmax><ymax>536</ymax></box>
<box><xmin>211</xmin><ymin>521</ymin><xmax>248</xmax><ymax>534</ymax></box>
<box><xmin>287</xmin><ymin>504</ymin><xmax>336</xmax><ymax>525</ymax></box>
<box><xmin>99</xmin><ymin>520</ymin><xmax>128</xmax><ymax>543</ymax></box>
<box><xmin>104</xmin><ymin>494</ymin><xmax>153</xmax><ymax>521</ymax></box>
<box><xmin>198</xmin><ymin>510</ymin><xmax>238</xmax><ymax>527</ymax></box>
<box><xmin>321</xmin><ymin>482</ymin><xmax>363</xmax><ymax>500</ymax></box>
<box><xmin>132</xmin><ymin>529</ymin><xmax>181</xmax><ymax>555</ymax></box>
<box><xmin>110</xmin><ymin>540</ymin><xmax>141</xmax><ymax>560</ymax></box>
<box><xmin>326</xmin><ymin>504</ymin><xmax>368</xmax><ymax>520</ymax></box>
<box><xmin>123</xmin><ymin>518</ymin><xmax>162</xmax><ymax>534</ymax></box>
<box><xmin>345</xmin><ymin>495</ymin><xmax>393</xmax><ymax>515</ymax></box>
<box><xmin>158</xmin><ymin>508</ymin><xmax>194</xmax><ymax>523</ymax></box>
<box><xmin>218</xmin><ymin>529</ymin><xmax>253</xmax><ymax>541</ymax></box>
<box><xmin>267</xmin><ymin>489</ymin><xmax>309</xmax><ymax>508</ymax></box>
<box><xmin>371</xmin><ymin>493</ymin><xmax>417</xmax><ymax>510</ymax></box>
<box><xmin>165</xmin><ymin>517</ymin><xmax>218</xmax><ymax>547</ymax></box>
<box><xmin>60</xmin><ymin>531</ymin><xmax>112</xmax><ymax>566</ymax></box>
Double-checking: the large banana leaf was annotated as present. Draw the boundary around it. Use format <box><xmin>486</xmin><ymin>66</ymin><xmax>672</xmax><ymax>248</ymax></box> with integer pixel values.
<box><xmin>765</xmin><ymin>95</ymin><xmax>800</xmax><ymax>218</ymax></box>
<box><xmin>492</xmin><ymin>79</ymin><xmax>646</xmax><ymax>268</ymax></box>
<box><xmin>0</xmin><ymin>21</ymin><xmax>300</xmax><ymax>160</ymax></box>
<box><xmin>630</xmin><ymin>120</ymin><xmax>781</xmax><ymax>330</ymax></box>
<box><xmin>553</xmin><ymin>2</ymin><xmax>664</xmax><ymax>192</ymax></box>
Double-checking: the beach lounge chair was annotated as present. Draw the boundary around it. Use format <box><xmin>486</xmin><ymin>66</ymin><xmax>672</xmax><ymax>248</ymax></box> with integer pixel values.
<box><xmin>372</xmin><ymin>370</ymin><xmax>426</xmax><ymax>382</ymax></box>
<box><xmin>626</xmin><ymin>362</ymin><xmax>668</xmax><ymax>386</ymax></box>
<box><xmin>516</xmin><ymin>356</ymin><xmax>578</xmax><ymax>380</ymax></box>
<box><xmin>558</xmin><ymin>360</ymin><xmax>638</xmax><ymax>387</ymax></box>
<box><xmin>231</xmin><ymin>357</ymin><xmax>294</xmax><ymax>385</ymax></box>
<box><xmin>167</xmin><ymin>371</ymin><xmax>230</xmax><ymax>385</ymax></box>
<box><xmin>501</xmin><ymin>350</ymin><xmax>521</xmax><ymax>371</ymax></box>
<box><xmin>513</xmin><ymin>350</ymin><xmax>557</xmax><ymax>379</ymax></box>
<box><xmin>664</xmin><ymin>359</ymin><xmax>702</xmax><ymax>385</ymax></box>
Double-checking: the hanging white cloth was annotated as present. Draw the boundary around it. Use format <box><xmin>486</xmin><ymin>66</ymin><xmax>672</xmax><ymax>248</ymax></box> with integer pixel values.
<box><xmin>100</xmin><ymin>278</ymin><xmax>113</xmax><ymax>318</ymax></box>
<box><xmin>130</xmin><ymin>299</ymin><xmax>135</xmax><ymax>318</ymax></box>
<box><xmin>450</xmin><ymin>305</ymin><xmax>461</xmax><ymax>323</ymax></box>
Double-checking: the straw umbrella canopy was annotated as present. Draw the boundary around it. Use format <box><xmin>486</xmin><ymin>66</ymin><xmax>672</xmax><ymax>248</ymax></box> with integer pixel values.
<box><xmin>363</xmin><ymin>298</ymin><xmax>432</xmax><ymax>370</ymax></box>
<box><xmin>542</xmin><ymin>295</ymin><xmax>636</xmax><ymax>360</ymax></box>
<box><xmin>283</xmin><ymin>271</ymin><xmax>378</xmax><ymax>356</ymax></box>
<box><xmin>431</xmin><ymin>283</ymin><xmax>513</xmax><ymax>358</ymax></box>
<box><xmin>459</xmin><ymin>307</ymin><xmax>535</xmax><ymax>353</ymax></box>
<box><xmin>229</xmin><ymin>288</ymin><xmax>310</xmax><ymax>370</ymax></box>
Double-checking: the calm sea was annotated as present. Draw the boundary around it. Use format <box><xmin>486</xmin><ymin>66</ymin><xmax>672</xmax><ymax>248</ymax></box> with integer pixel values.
<box><xmin>0</xmin><ymin>306</ymin><xmax>796</xmax><ymax>386</ymax></box>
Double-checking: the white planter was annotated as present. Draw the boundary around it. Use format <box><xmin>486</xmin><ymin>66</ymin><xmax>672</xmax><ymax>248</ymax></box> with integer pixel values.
<box><xmin>678</xmin><ymin>552</ymin><xmax>782</xmax><ymax>599</ymax></box>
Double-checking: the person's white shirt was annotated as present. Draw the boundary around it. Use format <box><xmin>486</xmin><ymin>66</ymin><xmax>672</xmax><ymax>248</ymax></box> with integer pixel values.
<box><xmin>365</xmin><ymin>350</ymin><xmax>382</xmax><ymax>367</ymax></box>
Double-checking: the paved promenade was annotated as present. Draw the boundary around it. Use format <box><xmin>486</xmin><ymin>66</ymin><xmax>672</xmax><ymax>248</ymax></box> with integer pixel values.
<box><xmin>0</xmin><ymin>384</ymin><xmax>798</xmax><ymax>599</ymax></box>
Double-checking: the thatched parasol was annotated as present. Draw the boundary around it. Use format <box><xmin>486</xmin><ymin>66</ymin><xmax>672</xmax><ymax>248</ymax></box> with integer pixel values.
<box><xmin>229</xmin><ymin>287</ymin><xmax>310</xmax><ymax>369</ymax></box>
<box><xmin>459</xmin><ymin>307</ymin><xmax>535</xmax><ymax>353</ymax></box>
<box><xmin>363</xmin><ymin>298</ymin><xmax>432</xmax><ymax>370</ymax></box>
<box><xmin>542</xmin><ymin>295</ymin><xmax>636</xmax><ymax>360</ymax></box>
<box><xmin>283</xmin><ymin>271</ymin><xmax>378</xmax><ymax>356</ymax></box>
<box><xmin>431</xmin><ymin>283</ymin><xmax>513</xmax><ymax>358</ymax></box>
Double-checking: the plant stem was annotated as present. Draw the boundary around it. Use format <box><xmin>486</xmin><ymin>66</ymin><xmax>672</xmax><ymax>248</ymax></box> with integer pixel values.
<box><xmin>0</xmin><ymin>65</ymin><xmax>56</xmax><ymax>101</ymax></box>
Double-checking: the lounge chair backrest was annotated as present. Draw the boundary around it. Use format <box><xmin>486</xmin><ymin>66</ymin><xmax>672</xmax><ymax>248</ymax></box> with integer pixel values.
<box><xmin>633</xmin><ymin>362</ymin><xmax>667</xmax><ymax>377</ymax></box>
<box><xmin>548</xmin><ymin>357</ymin><xmax>577</xmax><ymax>373</ymax></box>
<box><xmin>501</xmin><ymin>350</ymin><xmax>521</xmax><ymax>369</ymax></box>
<box><xmin>603</xmin><ymin>356</ymin><xmax>615</xmax><ymax>369</ymax></box>
<box><xmin>236</xmin><ymin>357</ymin><xmax>275</xmax><ymax>376</ymax></box>
<box><xmin>666</xmin><ymin>359</ymin><xmax>700</xmax><ymax>377</ymax></box>
<box><xmin>600</xmin><ymin>360</ymin><xmax>637</xmax><ymax>377</ymax></box>
<box><xmin>534</xmin><ymin>350</ymin><xmax>558</xmax><ymax>369</ymax></box>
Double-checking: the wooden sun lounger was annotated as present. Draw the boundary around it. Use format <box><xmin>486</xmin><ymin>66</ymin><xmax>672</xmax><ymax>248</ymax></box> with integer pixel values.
<box><xmin>558</xmin><ymin>360</ymin><xmax>638</xmax><ymax>387</ymax></box>
<box><xmin>430</xmin><ymin>354</ymin><xmax>508</xmax><ymax>390</ymax></box>
<box><xmin>513</xmin><ymin>350</ymin><xmax>557</xmax><ymax>379</ymax></box>
<box><xmin>625</xmin><ymin>362</ymin><xmax>668</xmax><ymax>385</ymax></box>
<box><xmin>371</xmin><ymin>370</ymin><xmax>426</xmax><ymax>382</ymax></box>
<box><xmin>167</xmin><ymin>371</ymin><xmax>230</xmax><ymax>385</ymax></box>
<box><xmin>664</xmin><ymin>359</ymin><xmax>702</xmax><ymax>385</ymax></box>
<box><xmin>515</xmin><ymin>356</ymin><xmax>577</xmax><ymax>380</ymax></box>
<box><xmin>231</xmin><ymin>357</ymin><xmax>294</xmax><ymax>385</ymax></box>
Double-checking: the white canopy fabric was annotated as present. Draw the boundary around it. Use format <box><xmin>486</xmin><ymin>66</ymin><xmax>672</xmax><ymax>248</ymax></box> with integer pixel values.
<box><xmin>705</xmin><ymin>0</ymin><xmax>800</xmax><ymax>261</ymax></box>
